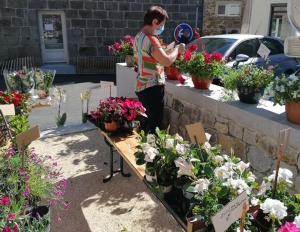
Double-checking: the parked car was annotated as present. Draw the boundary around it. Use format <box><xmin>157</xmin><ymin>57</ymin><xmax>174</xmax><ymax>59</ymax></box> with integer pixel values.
<box><xmin>187</xmin><ymin>34</ymin><xmax>299</xmax><ymax>78</ymax></box>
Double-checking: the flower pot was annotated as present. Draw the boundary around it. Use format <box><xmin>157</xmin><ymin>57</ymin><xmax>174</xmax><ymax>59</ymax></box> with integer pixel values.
<box><xmin>250</xmin><ymin>209</ymin><xmax>271</xmax><ymax>232</ymax></box>
<box><xmin>192</xmin><ymin>77</ymin><xmax>213</xmax><ymax>89</ymax></box>
<box><xmin>104</xmin><ymin>121</ymin><xmax>118</xmax><ymax>131</ymax></box>
<box><xmin>162</xmin><ymin>185</ymin><xmax>172</xmax><ymax>194</ymax></box>
<box><xmin>237</xmin><ymin>86</ymin><xmax>265</xmax><ymax>104</ymax></box>
<box><xmin>285</xmin><ymin>101</ymin><xmax>300</xmax><ymax>125</ymax></box>
<box><xmin>186</xmin><ymin>211</ymin><xmax>207</xmax><ymax>232</ymax></box>
<box><xmin>82</xmin><ymin>113</ymin><xmax>88</xmax><ymax>123</ymax></box>
<box><xmin>125</xmin><ymin>55</ymin><xmax>135</xmax><ymax>67</ymax></box>
<box><xmin>165</xmin><ymin>67</ymin><xmax>182</xmax><ymax>80</ymax></box>
<box><xmin>145</xmin><ymin>170</ymin><xmax>156</xmax><ymax>182</ymax></box>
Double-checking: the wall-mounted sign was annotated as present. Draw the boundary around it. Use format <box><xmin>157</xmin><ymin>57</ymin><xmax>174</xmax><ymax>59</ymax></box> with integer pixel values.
<box><xmin>174</xmin><ymin>23</ymin><xmax>193</xmax><ymax>43</ymax></box>
<box><xmin>287</xmin><ymin>0</ymin><xmax>300</xmax><ymax>32</ymax></box>
<box><xmin>284</xmin><ymin>36</ymin><xmax>300</xmax><ymax>57</ymax></box>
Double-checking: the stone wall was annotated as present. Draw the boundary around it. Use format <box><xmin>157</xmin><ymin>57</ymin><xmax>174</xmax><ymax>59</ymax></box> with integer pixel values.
<box><xmin>161</xmin><ymin>84</ymin><xmax>300</xmax><ymax>193</ymax></box>
<box><xmin>0</xmin><ymin>0</ymin><xmax>204</xmax><ymax>66</ymax></box>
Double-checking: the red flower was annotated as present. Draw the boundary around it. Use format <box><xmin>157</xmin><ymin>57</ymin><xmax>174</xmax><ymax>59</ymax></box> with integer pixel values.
<box><xmin>211</xmin><ymin>52</ymin><xmax>222</xmax><ymax>62</ymax></box>
<box><xmin>113</xmin><ymin>42</ymin><xmax>122</xmax><ymax>51</ymax></box>
<box><xmin>176</xmin><ymin>53</ymin><xmax>182</xmax><ymax>59</ymax></box>
<box><xmin>183</xmin><ymin>50</ymin><xmax>192</xmax><ymax>62</ymax></box>
<box><xmin>7</xmin><ymin>213</ymin><xmax>16</xmax><ymax>221</ymax></box>
<box><xmin>203</xmin><ymin>53</ymin><xmax>211</xmax><ymax>63</ymax></box>
<box><xmin>188</xmin><ymin>44</ymin><xmax>198</xmax><ymax>52</ymax></box>
<box><xmin>2</xmin><ymin>227</ymin><xmax>11</xmax><ymax>232</ymax></box>
<box><xmin>12</xmin><ymin>225</ymin><xmax>19</xmax><ymax>232</ymax></box>
<box><xmin>0</xmin><ymin>197</ymin><xmax>10</xmax><ymax>205</ymax></box>
<box><xmin>0</xmin><ymin>91</ymin><xmax>3</xmax><ymax>95</ymax></box>
<box><xmin>3</xmin><ymin>96</ymin><xmax>11</xmax><ymax>102</ymax></box>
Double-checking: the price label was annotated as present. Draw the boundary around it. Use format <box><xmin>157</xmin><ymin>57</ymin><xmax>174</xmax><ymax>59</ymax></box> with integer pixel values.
<box><xmin>0</xmin><ymin>104</ymin><xmax>15</xmax><ymax>116</ymax></box>
<box><xmin>100</xmin><ymin>81</ymin><xmax>114</xmax><ymax>90</ymax></box>
<box><xmin>16</xmin><ymin>125</ymin><xmax>40</xmax><ymax>150</ymax></box>
<box><xmin>257</xmin><ymin>43</ymin><xmax>270</xmax><ymax>60</ymax></box>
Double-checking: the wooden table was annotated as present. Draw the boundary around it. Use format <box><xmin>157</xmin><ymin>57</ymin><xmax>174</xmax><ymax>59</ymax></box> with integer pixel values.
<box><xmin>100</xmin><ymin>130</ymin><xmax>145</xmax><ymax>182</ymax></box>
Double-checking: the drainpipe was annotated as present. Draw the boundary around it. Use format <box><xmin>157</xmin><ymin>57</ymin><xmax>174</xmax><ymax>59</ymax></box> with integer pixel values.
<box><xmin>197</xmin><ymin>0</ymin><xmax>204</xmax><ymax>35</ymax></box>
<box><xmin>248</xmin><ymin>0</ymin><xmax>253</xmax><ymax>33</ymax></box>
<box><xmin>195</xmin><ymin>0</ymin><xmax>199</xmax><ymax>28</ymax></box>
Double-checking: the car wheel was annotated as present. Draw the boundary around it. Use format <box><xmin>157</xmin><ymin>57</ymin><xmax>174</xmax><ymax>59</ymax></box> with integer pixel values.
<box><xmin>285</xmin><ymin>70</ymin><xmax>294</xmax><ymax>76</ymax></box>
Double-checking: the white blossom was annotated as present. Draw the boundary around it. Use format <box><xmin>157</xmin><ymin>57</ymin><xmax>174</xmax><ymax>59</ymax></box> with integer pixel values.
<box><xmin>288</xmin><ymin>81</ymin><xmax>293</xmax><ymax>86</ymax></box>
<box><xmin>260</xmin><ymin>198</ymin><xmax>287</xmax><ymax>220</ymax></box>
<box><xmin>275</xmin><ymin>76</ymin><xmax>280</xmax><ymax>82</ymax></box>
<box><xmin>142</xmin><ymin>143</ymin><xmax>151</xmax><ymax>153</ymax></box>
<box><xmin>176</xmin><ymin>143</ymin><xmax>189</xmax><ymax>155</ymax></box>
<box><xmin>174</xmin><ymin>157</ymin><xmax>194</xmax><ymax>177</ymax></box>
<box><xmin>165</xmin><ymin>138</ymin><xmax>174</xmax><ymax>149</ymax></box>
<box><xmin>194</xmin><ymin>179</ymin><xmax>210</xmax><ymax>192</ymax></box>
<box><xmin>214</xmin><ymin>167</ymin><xmax>230</xmax><ymax>181</ymax></box>
<box><xmin>251</xmin><ymin>197</ymin><xmax>259</xmax><ymax>206</ymax></box>
<box><xmin>174</xmin><ymin>133</ymin><xmax>183</xmax><ymax>142</ymax></box>
<box><xmin>236</xmin><ymin>228</ymin><xmax>251</xmax><ymax>232</ymax></box>
<box><xmin>293</xmin><ymin>91</ymin><xmax>298</xmax><ymax>99</ymax></box>
<box><xmin>214</xmin><ymin>155</ymin><xmax>224</xmax><ymax>163</ymax></box>
<box><xmin>280</xmin><ymin>85</ymin><xmax>285</xmax><ymax>93</ymax></box>
<box><xmin>144</xmin><ymin>147</ymin><xmax>159</xmax><ymax>162</ymax></box>
<box><xmin>247</xmin><ymin>172</ymin><xmax>256</xmax><ymax>182</ymax></box>
<box><xmin>235</xmin><ymin>161</ymin><xmax>250</xmax><ymax>173</ymax></box>
<box><xmin>223</xmin><ymin>178</ymin><xmax>252</xmax><ymax>195</ymax></box>
<box><xmin>268</xmin><ymin>168</ymin><xmax>293</xmax><ymax>185</ymax></box>
<box><xmin>294</xmin><ymin>214</ymin><xmax>300</xmax><ymax>228</ymax></box>
<box><xmin>147</xmin><ymin>134</ymin><xmax>155</xmax><ymax>143</ymax></box>
<box><xmin>276</xmin><ymin>85</ymin><xmax>281</xmax><ymax>91</ymax></box>
<box><xmin>257</xmin><ymin>180</ymin><xmax>271</xmax><ymax>196</ymax></box>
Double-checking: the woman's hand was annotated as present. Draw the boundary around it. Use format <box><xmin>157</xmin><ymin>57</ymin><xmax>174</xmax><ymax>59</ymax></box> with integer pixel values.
<box><xmin>177</xmin><ymin>43</ymin><xmax>186</xmax><ymax>53</ymax></box>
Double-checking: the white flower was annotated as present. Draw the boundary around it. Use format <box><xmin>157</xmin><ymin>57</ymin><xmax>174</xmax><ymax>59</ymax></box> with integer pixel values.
<box><xmin>147</xmin><ymin>134</ymin><xmax>155</xmax><ymax>143</ymax></box>
<box><xmin>288</xmin><ymin>81</ymin><xmax>293</xmax><ymax>86</ymax></box>
<box><xmin>194</xmin><ymin>179</ymin><xmax>210</xmax><ymax>192</ymax></box>
<box><xmin>280</xmin><ymin>85</ymin><xmax>285</xmax><ymax>92</ymax></box>
<box><xmin>142</xmin><ymin>143</ymin><xmax>151</xmax><ymax>153</ymax></box>
<box><xmin>214</xmin><ymin>155</ymin><xmax>224</xmax><ymax>163</ymax></box>
<box><xmin>293</xmin><ymin>91</ymin><xmax>298</xmax><ymax>99</ymax></box>
<box><xmin>165</xmin><ymin>138</ymin><xmax>174</xmax><ymax>149</ymax></box>
<box><xmin>144</xmin><ymin>147</ymin><xmax>159</xmax><ymax>162</ymax></box>
<box><xmin>205</xmin><ymin>133</ymin><xmax>212</xmax><ymax>141</ymax></box>
<box><xmin>235</xmin><ymin>161</ymin><xmax>250</xmax><ymax>173</ymax></box>
<box><xmin>247</xmin><ymin>172</ymin><xmax>256</xmax><ymax>182</ymax></box>
<box><xmin>251</xmin><ymin>197</ymin><xmax>259</xmax><ymax>206</ymax></box>
<box><xmin>280</xmin><ymin>99</ymin><xmax>285</xmax><ymax>105</ymax></box>
<box><xmin>236</xmin><ymin>228</ymin><xmax>251</xmax><ymax>232</ymax></box>
<box><xmin>203</xmin><ymin>142</ymin><xmax>211</xmax><ymax>150</ymax></box>
<box><xmin>223</xmin><ymin>178</ymin><xmax>252</xmax><ymax>195</ymax></box>
<box><xmin>214</xmin><ymin>167</ymin><xmax>230</xmax><ymax>181</ymax></box>
<box><xmin>276</xmin><ymin>85</ymin><xmax>281</xmax><ymax>91</ymax></box>
<box><xmin>257</xmin><ymin>180</ymin><xmax>271</xmax><ymax>196</ymax></box>
<box><xmin>268</xmin><ymin>168</ymin><xmax>293</xmax><ymax>185</ymax></box>
<box><xmin>174</xmin><ymin>133</ymin><xmax>183</xmax><ymax>142</ymax></box>
<box><xmin>174</xmin><ymin>157</ymin><xmax>194</xmax><ymax>177</ymax></box>
<box><xmin>176</xmin><ymin>143</ymin><xmax>189</xmax><ymax>155</ymax></box>
<box><xmin>275</xmin><ymin>76</ymin><xmax>280</xmax><ymax>82</ymax></box>
<box><xmin>260</xmin><ymin>198</ymin><xmax>287</xmax><ymax>220</ymax></box>
<box><xmin>294</xmin><ymin>214</ymin><xmax>300</xmax><ymax>228</ymax></box>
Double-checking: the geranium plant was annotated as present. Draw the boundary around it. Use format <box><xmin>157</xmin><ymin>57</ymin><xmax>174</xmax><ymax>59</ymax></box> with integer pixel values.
<box><xmin>270</xmin><ymin>72</ymin><xmax>300</xmax><ymax>106</ymax></box>
<box><xmin>220</xmin><ymin>64</ymin><xmax>275</xmax><ymax>92</ymax></box>
<box><xmin>108</xmin><ymin>35</ymin><xmax>134</xmax><ymax>58</ymax></box>
<box><xmin>179</xmin><ymin>49</ymin><xmax>225</xmax><ymax>80</ymax></box>
<box><xmin>3</xmin><ymin>69</ymin><xmax>35</xmax><ymax>94</ymax></box>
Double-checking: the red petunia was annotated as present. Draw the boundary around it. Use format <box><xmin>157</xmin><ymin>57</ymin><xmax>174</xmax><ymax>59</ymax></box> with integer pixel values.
<box><xmin>211</xmin><ymin>52</ymin><xmax>222</xmax><ymax>62</ymax></box>
<box><xmin>203</xmin><ymin>53</ymin><xmax>211</xmax><ymax>64</ymax></box>
<box><xmin>188</xmin><ymin>44</ymin><xmax>198</xmax><ymax>52</ymax></box>
<box><xmin>183</xmin><ymin>50</ymin><xmax>192</xmax><ymax>62</ymax></box>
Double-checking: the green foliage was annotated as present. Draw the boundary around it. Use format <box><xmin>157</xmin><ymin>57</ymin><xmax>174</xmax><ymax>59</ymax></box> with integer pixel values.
<box><xmin>56</xmin><ymin>112</ymin><xmax>67</xmax><ymax>127</ymax></box>
<box><xmin>10</xmin><ymin>115</ymin><xmax>30</xmax><ymax>143</ymax></box>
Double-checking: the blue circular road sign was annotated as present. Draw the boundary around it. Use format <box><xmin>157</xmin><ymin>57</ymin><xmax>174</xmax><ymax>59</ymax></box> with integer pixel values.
<box><xmin>174</xmin><ymin>23</ymin><xmax>193</xmax><ymax>43</ymax></box>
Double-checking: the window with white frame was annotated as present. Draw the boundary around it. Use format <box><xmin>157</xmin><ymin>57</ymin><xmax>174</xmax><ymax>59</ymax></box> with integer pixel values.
<box><xmin>216</xmin><ymin>2</ymin><xmax>241</xmax><ymax>16</ymax></box>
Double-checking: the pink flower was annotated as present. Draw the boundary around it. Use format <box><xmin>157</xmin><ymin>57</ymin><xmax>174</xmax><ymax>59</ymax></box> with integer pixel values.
<box><xmin>64</xmin><ymin>202</ymin><xmax>71</xmax><ymax>210</ymax></box>
<box><xmin>7</xmin><ymin>213</ymin><xmax>16</xmax><ymax>221</ymax></box>
<box><xmin>2</xmin><ymin>227</ymin><xmax>11</xmax><ymax>232</ymax></box>
<box><xmin>0</xmin><ymin>197</ymin><xmax>10</xmax><ymax>205</ymax></box>
<box><xmin>12</xmin><ymin>225</ymin><xmax>18</xmax><ymax>232</ymax></box>
<box><xmin>278</xmin><ymin>222</ymin><xmax>300</xmax><ymax>232</ymax></box>
<box><xmin>57</xmin><ymin>217</ymin><xmax>61</xmax><ymax>222</ymax></box>
<box><xmin>25</xmin><ymin>174</ymin><xmax>30</xmax><ymax>180</ymax></box>
<box><xmin>53</xmin><ymin>162</ymin><xmax>57</xmax><ymax>166</ymax></box>
<box><xmin>8</xmin><ymin>165</ymin><xmax>12</xmax><ymax>170</ymax></box>
<box><xmin>267</xmin><ymin>65</ymin><xmax>274</xmax><ymax>70</ymax></box>
<box><xmin>19</xmin><ymin>169</ymin><xmax>24</xmax><ymax>175</ymax></box>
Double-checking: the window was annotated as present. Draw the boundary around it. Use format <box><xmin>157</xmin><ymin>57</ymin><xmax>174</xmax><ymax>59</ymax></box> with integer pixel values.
<box><xmin>216</xmin><ymin>2</ymin><xmax>241</xmax><ymax>16</ymax></box>
<box><xmin>258</xmin><ymin>38</ymin><xmax>284</xmax><ymax>55</ymax></box>
<box><xmin>269</xmin><ymin>5</ymin><xmax>292</xmax><ymax>40</ymax></box>
<box><xmin>229</xmin><ymin>39</ymin><xmax>257</xmax><ymax>61</ymax></box>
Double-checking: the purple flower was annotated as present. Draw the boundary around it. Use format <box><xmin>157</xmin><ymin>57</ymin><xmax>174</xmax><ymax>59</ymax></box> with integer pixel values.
<box><xmin>25</xmin><ymin>174</ymin><xmax>30</xmax><ymax>180</ymax></box>
<box><xmin>19</xmin><ymin>170</ymin><xmax>24</xmax><ymax>175</ymax></box>
<box><xmin>53</xmin><ymin>162</ymin><xmax>58</xmax><ymax>166</ymax></box>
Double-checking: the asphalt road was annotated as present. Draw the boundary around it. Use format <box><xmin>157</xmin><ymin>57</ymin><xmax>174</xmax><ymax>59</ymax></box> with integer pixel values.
<box><xmin>0</xmin><ymin>74</ymin><xmax>118</xmax><ymax>131</ymax></box>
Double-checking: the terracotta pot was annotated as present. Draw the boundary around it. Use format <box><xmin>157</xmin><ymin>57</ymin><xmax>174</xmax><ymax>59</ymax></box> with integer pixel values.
<box><xmin>237</xmin><ymin>86</ymin><xmax>265</xmax><ymax>104</ymax></box>
<box><xmin>165</xmin><ymin>67</ymin><xmax>182</xmax><ymax>80</ymax></box>
<box><xmin>285</xmin><ymin>100</ymin><xmax>300</xmax><ymax>125</ymax></box>
<box><xmin>192</xmin><ymin>77</ymin><xmax>213</xmax><ymax>89</ymax></box>
<box><xmin>125</xmin><ymin>55</ymin><xmax>135</xmax><ymax>67</ymax></box>
<box><xmin>104</xmin><ymin>121</ymin><xmax>118</xmax><ymax>131</ymax></box>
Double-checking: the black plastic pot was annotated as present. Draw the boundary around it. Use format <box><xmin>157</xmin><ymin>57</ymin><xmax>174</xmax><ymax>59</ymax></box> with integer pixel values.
<box><xmin>237</xmin><ymin>86</ymin><xmax>265</xmax><ymax>104</ymax></box>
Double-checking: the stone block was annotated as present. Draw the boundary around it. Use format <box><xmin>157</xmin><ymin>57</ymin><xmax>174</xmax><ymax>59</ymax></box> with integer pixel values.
<box><xmin>79</xmin><ymin>47</ymin><xmax>97</xmax><ymax>57</ymax></box>
<box><xmin>131</xmin><ymin>3</ymin><xmax>142</xmax><ymax>11</ymax></box>
<box><xmin>188</xmin><ymin>13</ymin><xmax>197</xmax><ymax>21</ymax></box>
<box><xmin>114</xmin><ymin>20</ymin><xmax>127</xmax><ymax>28</ymax></box>
<box><xmin>124</xmin><ymin>28</ymin><xmax>139</xmax><ymax>36</ymax></box>
<box><xmin>68</xmin><ymin>43</ymin><xmax>78</xmax><ymax>57</ymax></box>
<box><xmin>70</xmin><ymin>1</ymin><xmax>84</xmax><ymax>9</ymax></box>
<box><xmin>102</xmin><ymin>36</ymin><xmax>115</xmax><ymax>46</ymax></box>
<box><xmin>101</xmin><ymin>20</ymin><xmax>113</xmax><ymax>28</ymax></box>
<box><xmin>179</xmin><ymin>114</ymin><xmax>189</xmax><ymax>128</ymax></box>
<box><xmin>28</xmin><ymin>10</ymin><xmax>37</xmax><ymax>27</ymax></box>
<box><xmin>71</xmin><ymin>29</ymin><xmax>83</xmax><ymax>36</ymax></box>
<box><xmin>247</xmin><ymin>146</ymin><xmax>271</xmax><ymax>172</ymax></box>
<box><xmin>178</xmin><ymin>126</ymin><xmax>189</xmax><ymax>141</ymax></box>
<box><xmin>8</xmin><ymin>0</ymin><xmax>27</xmax><ymax>8</ymax></box>
<box><xmin>79</xmin><ymin>10</ymin><xmax>93</xmax><ymax>19</ymax></box>
<box><xmin>96</xmin><ymin>28</ymin><xmax>105</xmax><ymax>37</ymax></box>
<box><xmin>1</xmin><ymin>8</ymin><xmax>15</xmax><ymax>17</ymax></box>
<box><xmin>217</xmin><ymin>133</ymin><xmax>235</xmax><ymax>155</ymax></box>
<box><xmin>21</xmin><ymin>37</ymin><xmax>31</xmax><ymax>46</ymax></box>
<box><xmin>71</xmin><ymin>19</ymin><xmax>86</xmax><ymax>28</ymax></box>
<box><xmin>66</xmin><ymin>10</ymin><xmax>78</xmax><ymax>19</ymax></box>
<box><xmin>171</xmin><ymin>13</ymin><xmax>188</xmax><ymax>21</ymax></box>
<box><xmin>85</xmin><ymin>37</ymin><xmax>102</xmax><ymax>46</ymax></box>
<box><xmin>87</xmin><ymin>20</ymin><xmax>100</xmax><ymax>28</ymax></box>
<box><xmin>256</xmin><ymin>135</ymin><xmax>277</xmax><ymax>158</ymax></box>
<box><xmin>12</xmin><ymin>17</ymin><xmax>23</xmax><ymax>26</ymax></box>
<box><xmin>48</xmin><ymin>1</ymin><xmax>69</xmax><ymax>9</ymax></box>
<box><xmin>172</xmin><ymin>98</ymin><xmax>184</xmax><ymax>113</ymax></box>
<box><xmin>204</xmin><ymin>127</ymin><xmax>217</xmax><ymax>145</ymax></box>
<box><xmin>271</xmin><ymin>160</ymin><xmax>298</xmax><ymax>183</ymax></box>
<box><xmin>0</xmin><ymin>18</ymin><xmax>11</xmax><ymax>27</ymax></box>
<box><xmin>229</xmin><ymin>121</ymin><xmax>243</xmax><ymax>140</ymax></box>
<box><xmin>105</xmin><ymin>2</ymin><xmax>118</xmax><ymax>10</ymax></box>
<box><xmin>0</xmin><ymin>47</ymin><xmax>6</xmax><ymax>58</ymax></box>
<box><xmin>170</xmin><ymin>110</ymin><xmax>179</xmax><ymax>124</ymax></box>
<box><xmin>85</xmin><ymin>29</ymin><xmax>95</xmax><ymax>37</ymax></box>
<box><xmin>281</xmin><ymin>147</ymin><xmax>299</xmax><ymax>166</ymax></box>
<box><xmin>94</xmin><ymin>11</ymin><xmax>108</xmax><ymax>20</ymax></box>
<box><xmin>180</xmin><ymin>5</ymin><xmax>196</xmax><ymax>13</ymax></box>
<box><xmin>252</xmin><ymin>169</ymin><xmax>265</xmax><ymax>186</ymax></box>
<box><xmin>201</xmin><ymin>110</ymin><xmax>215</xmax><ymax>128</ymax></box>
<box><xmin>215</xmin><ymin>116</ymin><xmax>229</xmax><ymax>124</ymax></box>
<box><xmin>84</xmin><ymin>2</ymin><xmax>97</xmax><ymax>10</ymax></box>
<box><xmin>119</xmin><ymin>2</ymin><xmax>130</xmax><ymax>11</ymax></box>
<box><xmin>1</xmin><ymin>27</ymin><xmax>20</xmax><ymax>36</ymax></box>
<box><xmin>233</xmin><ymin>138</ymin><xmax>247</xmax><ymax>162</ymax></box>
<box><xmin>296</xmin><ymin>175</ymin><xmax>300</xmax><ymax>193</ymax></box>
<box><xmin>28</xmin><ymin>0</ymin><xmax>47</xmax><ymax>9</ymax></box>
<box><xmin>5</xmin><ymin>47</ymin><xmax>17</xmax><ymax>60</ymax></box>
<box><xmin>98</xmin><ymin>2</ymin><xmax>104</xmax><ymax>10</ymax></box>
<box><xmin>214</xmin><ymin>122</ymin><xmax>228</xmax><ymax>134</ymax></box>
<box><xmin>127</xmin><ymin>20</ymin><xmax>139</xmax><ymax>28</ymax></box>
<box><xmin>166</xmin><ymin>5</ymin><xmax>180</xmax><ymax>12</ymax></box>
<box><xmin>109</xmin><ymin>11</ymin><xmax>124</xmax><ymax>20</ymax></box>
<box><xmin>0</xmin><ymin>36</ymin><xmax>18</xmax><ymax>48</ymax></box>
<box><xmin>169</xmin><ymin>123</ymin><xmax>178</xmax><ymax>136</ymax></box>
<box><xmin>16</xmin><ymin>9</ymin><xmax>24</xmax><ymax>18</ymax></box>
<box><xmin>106</xmin><ymin>28</ymin><xmax>124</xmax><ymax>36</ymax></box>
<box><xmin>243</xmin><ymin>128</ymin><xmax>258</xmax><ymax>146</ymax></box>
<box><xmin>172</xmin><ymin>0</ymin><xmax>185</xmax><ymax>4</ymax></box>
<box><xmin>124</xmin><ymin>11</ymin><xmax>144</xmax><ymax>20</ymax></box>
<box><xmin>29</xmin><ymin>27</ymin><xmax>40</xmax><ymax>46</ymax></box>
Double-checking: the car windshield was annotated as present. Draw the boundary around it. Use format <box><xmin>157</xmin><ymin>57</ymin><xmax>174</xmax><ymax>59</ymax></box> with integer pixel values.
<box><xmin>187</xmin><ymin>38</ymin><xmax>237</xmax><ymax>56</ymax></box>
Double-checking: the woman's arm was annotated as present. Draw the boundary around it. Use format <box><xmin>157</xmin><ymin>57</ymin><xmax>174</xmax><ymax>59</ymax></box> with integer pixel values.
<box><xmin>151</xmin><ymin>44</ymin><xmax>185</xmax><ymax>67</ymax></box>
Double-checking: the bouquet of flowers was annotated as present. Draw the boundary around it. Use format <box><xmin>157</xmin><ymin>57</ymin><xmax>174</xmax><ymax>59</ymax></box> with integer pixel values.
<box><xmin>179</xmin><ymin>47</ymin><xmax>225</xmax><ymax>80</ymax></box>
<box><xmin>33</xmin><ymin>69</ymin><xmax>56</xmax><ymax>99</ymax></box>
<box><xmin>0</xmin><ymin>90</ymin><xmax>31</xmax><ymax>116</ymax></box>
<box><xmin>3</xmin><ymin>69</ymin><xmax>35</xmax><ymax>94</ymax></box>
<box><xmin>108</xmin><ymin>35</ymin><xmax>134</xmax><ymax>58</ymax></box>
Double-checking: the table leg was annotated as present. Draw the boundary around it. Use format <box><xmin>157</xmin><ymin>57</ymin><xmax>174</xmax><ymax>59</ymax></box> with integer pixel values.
<box><xmin>120</xmin><ymin>156</ymin><xmax>131</xmax><ymax>177</ymax></box>
<box><xmin>103</xmin><ymin>142</ymin><xmax>114</xmax><ymax>183</ymax></box>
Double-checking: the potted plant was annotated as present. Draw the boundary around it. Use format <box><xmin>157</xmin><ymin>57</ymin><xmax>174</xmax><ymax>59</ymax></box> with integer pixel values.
<box><xmin>108</xmin><ymin>35</ymin><xmax>135</xmax><ymax>67</ymax></box>
<box><xmin>80</xmin><ymin>90</ymin><xmax>92</xmax><ymax>123</ymax></box>
<box><xmin>220</xmin><ymin>64</ymin><xmax>275</xmax><ymax>104</ymax></box>
<box><xmin>52</xmin><ymin>86</ymin><xmax>68</xmax><ymax>127</ymax></box>
<box><xmin>33</xmin><ymin>69</ymin><xmax>56</xmax><ymax>99</ymax></box>
<box><xmin>270</xmin><ymin>72</ymin><xmax>300</xmax><ymax>124</ymax></box>
<box><xmin>179</xmin><ymin>49</ymin><xmax>225</xmax><ymax>89</ymax></box>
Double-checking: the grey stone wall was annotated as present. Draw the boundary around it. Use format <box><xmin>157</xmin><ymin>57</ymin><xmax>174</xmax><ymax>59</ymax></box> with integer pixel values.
<box><xmin>162</xmin><ymin>93</ymin><xmax>300</xmax><ymax>193</ymax></box>
<box><xmin>0</xmin><ymin>0</ymin><xmax>204</xmax><ymax>66</ymax></box>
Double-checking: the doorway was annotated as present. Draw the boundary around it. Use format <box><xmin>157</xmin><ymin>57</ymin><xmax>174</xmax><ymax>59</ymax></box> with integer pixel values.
<box><xmin>38</xmin><ymin>11</ymin><xmax>68</xmax><ymax>64</ymax></box>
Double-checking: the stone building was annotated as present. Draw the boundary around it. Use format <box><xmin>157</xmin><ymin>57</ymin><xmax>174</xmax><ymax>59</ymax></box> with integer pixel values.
<box><xmin>0</xmin><ymin>0</ymin><xmax>246</xmax><ymax>66</ymax></box>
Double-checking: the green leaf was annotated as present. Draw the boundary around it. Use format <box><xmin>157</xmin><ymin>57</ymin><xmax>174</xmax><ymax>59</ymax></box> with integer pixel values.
<box><xmin>185</xmin><ymin>186</ymin><xmax>196</xmax><ymax>193</ymax></box>
<box><xmin>203</xmin><ymin>165</ymin><xmax>214</xmax><ymax>177</ymax></box>
<box><xmin>218</xmin><ymin>186</ymin><xmax>229</xmax><ymax>197</ymax></box>
<box><xmin>136</xmin><ymin>159</ymin><xmax>146</xmax><ymax>165</ymax></box>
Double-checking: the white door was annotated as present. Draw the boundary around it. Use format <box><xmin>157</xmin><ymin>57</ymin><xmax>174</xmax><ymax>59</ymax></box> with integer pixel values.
<box><xmin>38</xmin><ymin>11</ymin><xmax>68</xmax><ymax>63</ymax></box>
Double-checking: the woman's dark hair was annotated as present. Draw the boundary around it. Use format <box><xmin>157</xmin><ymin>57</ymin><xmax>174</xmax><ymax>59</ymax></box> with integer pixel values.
<box><xmin>143</xmin><ymin>6</ymin><xmax>169</xmax><ymax>26</ymax></box>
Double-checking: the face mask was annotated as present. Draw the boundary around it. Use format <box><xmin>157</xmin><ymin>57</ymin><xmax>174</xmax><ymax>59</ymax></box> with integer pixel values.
<box><xmin>153</xmin><ymin>25</ymin><xmax>164</xmax><ymax>35</ymax></box>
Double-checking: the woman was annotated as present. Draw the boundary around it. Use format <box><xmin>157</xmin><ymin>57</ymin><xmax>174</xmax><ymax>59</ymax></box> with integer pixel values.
<box><xmin>134</xmin><ymin>6</ymin><xmax>185</xmax><ymax>135</ymax></box>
